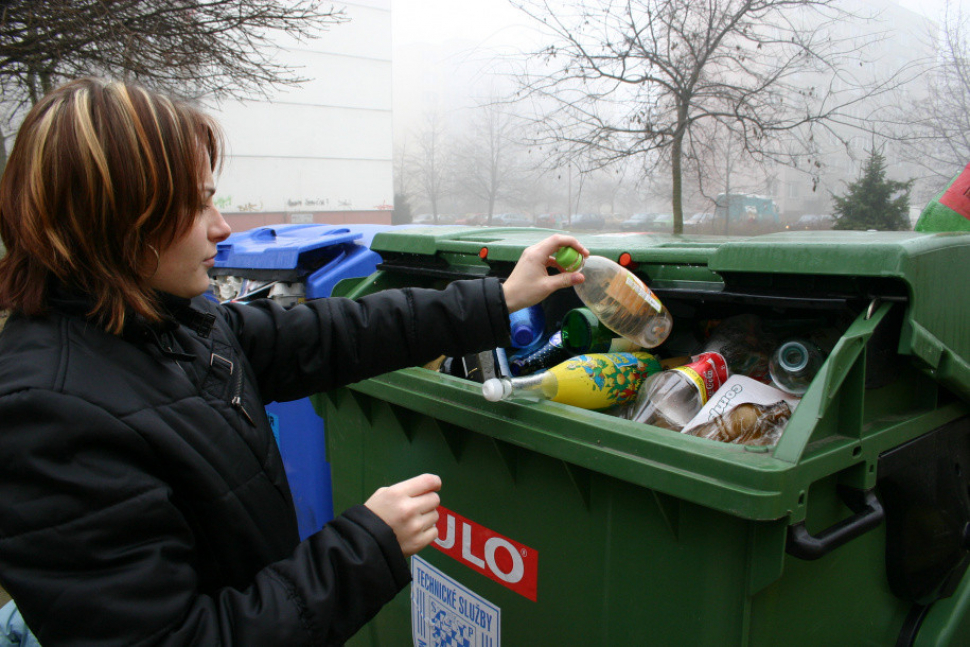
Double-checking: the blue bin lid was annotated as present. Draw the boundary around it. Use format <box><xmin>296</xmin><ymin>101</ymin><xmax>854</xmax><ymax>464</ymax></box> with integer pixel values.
<box><xmin>213</xmin><ymin>224</ymin><xmax>364</xmax><ymax>271</ymax></box>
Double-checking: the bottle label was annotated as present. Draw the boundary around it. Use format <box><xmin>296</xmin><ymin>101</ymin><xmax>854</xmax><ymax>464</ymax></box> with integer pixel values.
<box><xmin>672</xmin><ymin>352</ymin><xmax>729</xmax><ymax>404</ymax></box>
<box><xmin>509</xmin><ymin>331</ymin><xmax>569</xmax><ymax>376</ymax></box>
<box><xmin>557</xmin><ymin>351</ymin><xmax>662</xmax><ymax>408</ymax></box>
<box><xmin>605</xmin><ymin>270</ymin><xmax>662</xmax><ymax>315</ymax></box>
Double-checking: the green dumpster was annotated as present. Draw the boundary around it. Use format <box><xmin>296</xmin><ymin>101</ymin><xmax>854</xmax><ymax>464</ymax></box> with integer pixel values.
<box><xmin>315</xmin><ymin>228</ymin><xmax>970</xmax><ymax>646</ymax></box>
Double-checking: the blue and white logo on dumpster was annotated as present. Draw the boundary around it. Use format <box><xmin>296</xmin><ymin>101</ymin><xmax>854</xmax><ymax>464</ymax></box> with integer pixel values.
<box><xmin>412</xmin><ymin>555</ymin><xmax>500</xmax><ymax>647</ymax></box>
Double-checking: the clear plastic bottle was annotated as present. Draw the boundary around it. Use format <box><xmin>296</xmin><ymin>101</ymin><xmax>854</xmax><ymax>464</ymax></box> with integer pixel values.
<box><xmin>626</xmin><ymin>352</ymin><xmax>729</xmax><ymax>431</ymax></box>
<box><xmin>768</xmin><ymin>338</ymin><xmax>825</xmax><ymax>395</ymax></box>
<box><xmin>701</xmin><ymin>314</ymin><xmax>775</xmax><ymax>383</ymax></box>
<box><xmin>509</xmin><ymin>304</ymin><xmax>545</xmax><ymax>349</ymax></box>
<box><xmin>482</xmin><ymin>351</ymin><xmax>662</xmax><ymax>410</ymax></box>
<box><xmin>555</xmin><ymin>247</ymin><xmax>673</xmax><ymax>349</ymax></box>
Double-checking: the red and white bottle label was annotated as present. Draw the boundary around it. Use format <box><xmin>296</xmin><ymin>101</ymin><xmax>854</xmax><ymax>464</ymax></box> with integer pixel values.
<box><xmin>433</xmin><ymin>506</ymin><xmax>539</xmax><ymax>601</ymax></box>
<box><xmin>672</xmin><ymin>352</ymin><xmax>729</xmax><ymax>404</ymax></box>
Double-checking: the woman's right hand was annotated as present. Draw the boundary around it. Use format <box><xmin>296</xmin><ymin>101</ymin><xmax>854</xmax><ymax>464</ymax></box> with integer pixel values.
<box><xmin>364</xmin><ymin>473</ymin><xmax>442</xmax><ymax>557</ymax></box>
<box><xmin>502</xmin><ymin>234</ymin><xmax>588</xmax><ymax>313</ymax></box>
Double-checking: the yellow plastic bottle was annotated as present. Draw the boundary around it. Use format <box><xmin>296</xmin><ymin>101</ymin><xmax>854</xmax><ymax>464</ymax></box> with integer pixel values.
<box><xmin>482</xmin><ymin>352</ymin><xmax>662</xmax><ymax>410</ymax></box>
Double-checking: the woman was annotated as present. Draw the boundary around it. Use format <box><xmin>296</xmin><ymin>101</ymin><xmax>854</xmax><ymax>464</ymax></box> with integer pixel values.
<box><xmin>0</xmin><ymin>78</ymin><xmax>587</xmax><ymax>645</ymax></box>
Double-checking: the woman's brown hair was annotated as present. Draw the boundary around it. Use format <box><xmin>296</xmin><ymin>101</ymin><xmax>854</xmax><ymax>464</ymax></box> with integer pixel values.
<box><xmin>0</xmin><ymin>77</ymin><xmax>223</xmax><ymax>334</ymax></box>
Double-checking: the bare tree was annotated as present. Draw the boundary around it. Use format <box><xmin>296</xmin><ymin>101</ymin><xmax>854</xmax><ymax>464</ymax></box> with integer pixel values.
<box><xmin>900</xmin><ymin>3</ymin><xmax>970</xmax><ymax>189</ymax></box>
<box><xmin>0</xmin><ymin>0</ymin><xmax>346</xmax><ymax>162</ymax></box>
<box><xmin>409</xmin><ymin>110</ymin><xmax>453</xmax><ymax>222</ymax></box>
<box><xmin>453</xmin><ymin>101</ymin><xmax>526</xmax><ymax>223</ymax></box>
<box><xmin>0</xmin><ymin>0</ymin><xmax>347</xmax><ymax>101</ymax></box>
<box><xmin>513</xmin><ymin>0</ymin><xmax>919</xmax><ymax>232</ymax></box>
<box><xmin>585</xmin><ymin>160</ymin><xmax>636</xmax><ymax>218</ymax></box>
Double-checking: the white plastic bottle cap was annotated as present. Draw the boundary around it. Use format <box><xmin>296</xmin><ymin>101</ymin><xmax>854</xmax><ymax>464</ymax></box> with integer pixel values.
<box><xmin>482</xmin><ymin>378</ymin><xmax>510</xmax><ymax>402</ymax></box>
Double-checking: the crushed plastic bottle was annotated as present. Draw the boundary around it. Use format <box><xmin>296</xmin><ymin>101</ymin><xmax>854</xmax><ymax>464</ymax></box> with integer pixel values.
<box><xmin>554</xmin><ymin>247</ymin><xmax>673</xmax><ymax>349</ymax></box>
<box><xmin>482</xmin><ymin>351</ymin><xmax>662</xmax><ymax>410</ymax></box>
<box><xmin>683</xmin><ymin>401</ymin><xmax>792</xmax><ymax>446</ymax></box>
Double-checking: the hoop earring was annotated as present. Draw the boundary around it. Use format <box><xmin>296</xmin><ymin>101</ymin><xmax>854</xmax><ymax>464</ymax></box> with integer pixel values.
<box><xmin>147</xmin><ymin>245</ymin><xmax>160</xmax><ymax>279</ymax></box>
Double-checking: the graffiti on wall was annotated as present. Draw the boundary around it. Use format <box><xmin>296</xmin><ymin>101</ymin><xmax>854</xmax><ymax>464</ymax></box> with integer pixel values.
<box><xmin>284</xmin><ymin>197</ymin><xmax>355</xmax><ymax>209</ymax></box>
<box><xmin>218</xmin><ymin>196</ymin><xmax>365</xmax><ymax>213</ymax></box>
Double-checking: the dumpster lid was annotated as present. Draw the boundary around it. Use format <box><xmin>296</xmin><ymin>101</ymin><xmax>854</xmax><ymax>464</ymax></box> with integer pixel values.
<box><xmin>213</xmin><ymin>224</ymin><xmax>363</xmax><ymax>271</ymax></box>
<box><xmin>368</xmin><ymin>226</ymin><xmax>970</xmax><ymax>403</ymax></box>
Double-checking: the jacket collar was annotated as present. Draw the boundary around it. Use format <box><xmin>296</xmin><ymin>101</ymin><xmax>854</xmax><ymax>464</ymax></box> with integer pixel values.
<box><xmin>47</xmin><ymin>282</ymin><xmax>215</xmax><ymax>339</ymax></box>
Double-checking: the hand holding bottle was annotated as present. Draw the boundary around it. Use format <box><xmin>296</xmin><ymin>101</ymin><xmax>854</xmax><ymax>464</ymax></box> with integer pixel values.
<box><xmin>502</xmin><ymin>234</ymin><xmax>588</xmax><ymax>313</ymax></box>
<box><xmin>554</xmin><ymin>247</ymin><xmax>673</xmax><ymax>349</ymax></box>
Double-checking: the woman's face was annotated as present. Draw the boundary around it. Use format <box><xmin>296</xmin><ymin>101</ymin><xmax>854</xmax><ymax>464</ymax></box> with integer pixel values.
<box><xmin>149</xmin><ymin>164</ymin><xmax>231</xmax><ymax>299</ymax></box>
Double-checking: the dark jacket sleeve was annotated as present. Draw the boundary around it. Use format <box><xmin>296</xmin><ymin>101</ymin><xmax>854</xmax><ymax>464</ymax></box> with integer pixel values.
<box><xmin>215</xmin><ymin>277</ymin><xmax>511</xmax><ymax>403</ymax></box>
<box><xmin>0</xmin><ymin>390</ymin><xmax>409</xmax><ymax>647</ymax></box>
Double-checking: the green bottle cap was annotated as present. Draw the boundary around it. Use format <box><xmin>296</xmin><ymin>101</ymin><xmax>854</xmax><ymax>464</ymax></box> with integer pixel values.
<box><xmin>555</xmin><ymin>246</ymin><xmax>583</xmax><ymax>272</ymax></box>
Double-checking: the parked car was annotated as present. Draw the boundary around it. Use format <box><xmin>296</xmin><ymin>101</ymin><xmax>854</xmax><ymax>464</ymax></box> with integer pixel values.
<box><xmin>534</xmin><ymin>213</ymin><xmax>564</xmax><ymax>229</ymax></box>
<box><xmin>603</xmin><ymin>213</ymin><xmax>627</xmax><ymax>230</ymax></box>
<box><xmin>568</xmin><ymin>213</ymin><xmax>605</xmax><ymax>230</ymax></box>
<box><xmin>641</xmin><ymin>213</ymin><xmax>674</xmax><ymax>232</ymax></box>
<box><xmin>413</xmin><ymin>213</ymin><xmax>456</xmax><ymax>225</ymax></box>
<box><xmin>620</xmin><ymin>212</ymin><xmax>661</xmax><ymax>232</ymax></box>
<box><xmin>684</xmin><ymin>212</ymin><xmax>718</xmax><ymax>232</ymax></box>
<box><xmin>455</xmin><ymin>213</ymin><xmax>487</xmax><ymax>226</ymax></box>
<box><xmin>491</xmin><ymin>212</ymin><xmax>532</xmax><ymax>227</ymax></box>
<box><xmin>794</xmin><ymin>214</ymin><xmax>835</xmax><ymax>230</ymax></box>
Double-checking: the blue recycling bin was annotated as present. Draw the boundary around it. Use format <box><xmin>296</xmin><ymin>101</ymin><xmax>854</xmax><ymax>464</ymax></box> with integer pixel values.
<box><xmin>211</xmin><ymin>223</ymin><xmax>393</xmax><ymax>539</ymax></box>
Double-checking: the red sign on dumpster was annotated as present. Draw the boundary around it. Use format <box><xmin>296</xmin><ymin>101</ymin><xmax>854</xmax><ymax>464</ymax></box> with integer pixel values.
<box><xmin>432</xmin><ymin>506</ymin><xmax>539</xmax><ymax>602</ymax></box>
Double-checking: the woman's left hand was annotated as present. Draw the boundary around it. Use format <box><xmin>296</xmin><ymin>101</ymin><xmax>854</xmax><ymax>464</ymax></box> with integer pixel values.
<box><xmin>502</xmin><ymin>234</ymin><xmax>588</xmax><ymax>313</ymax></box>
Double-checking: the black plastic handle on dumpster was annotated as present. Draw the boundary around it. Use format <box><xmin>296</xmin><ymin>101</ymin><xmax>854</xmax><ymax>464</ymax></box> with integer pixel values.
<box><xmin>785</xmin><ymin>486</ymin><xmax>884</xmax><ymax>560</ymax></box>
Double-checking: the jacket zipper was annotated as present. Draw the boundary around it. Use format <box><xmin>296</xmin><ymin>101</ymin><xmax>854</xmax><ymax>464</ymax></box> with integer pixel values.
<box><xmin>230</xmin><ymin>366</ymin><xmax>256</xmax><ymax>427</ymax></box>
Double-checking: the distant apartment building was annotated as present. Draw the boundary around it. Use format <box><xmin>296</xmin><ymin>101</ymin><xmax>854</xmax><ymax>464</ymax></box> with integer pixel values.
<box><xmin>209</xmin><ymin>0</ymin><xmax>393</xmax><ymax>231</ymax></box>
<box><xmin>766</xmin><ymin>0</ymin><xmax>937</xmax><ymax>221</ymax></box>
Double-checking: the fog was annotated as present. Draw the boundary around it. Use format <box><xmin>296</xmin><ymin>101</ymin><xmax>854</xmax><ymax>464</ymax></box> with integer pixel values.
<box><xmin>391</xmin><ymin>0</ymin><xmax>961</xmax><ymax>225</ymax></box>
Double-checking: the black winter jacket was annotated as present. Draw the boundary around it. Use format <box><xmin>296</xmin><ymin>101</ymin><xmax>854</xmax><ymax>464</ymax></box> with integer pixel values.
<box><xmin>0</xmin><ymin>278</ymin><xmax>511</xmax><ymax>646</ymax></box>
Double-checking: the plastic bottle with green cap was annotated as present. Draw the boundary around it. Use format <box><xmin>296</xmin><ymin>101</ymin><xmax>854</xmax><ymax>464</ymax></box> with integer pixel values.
<box><xmin>554</xmin><ymin>247</ymin><xmax>673</xmax><ymax>349</ymax></box>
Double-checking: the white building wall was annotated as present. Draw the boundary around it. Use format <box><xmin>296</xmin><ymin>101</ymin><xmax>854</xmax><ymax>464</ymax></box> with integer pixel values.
<box><xmin>208</xmin><ymin>0</ymin><xmax>393</xmax><ymax>219</ymax></box>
